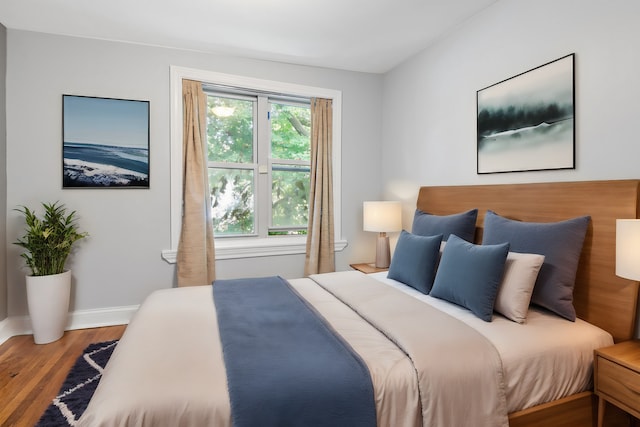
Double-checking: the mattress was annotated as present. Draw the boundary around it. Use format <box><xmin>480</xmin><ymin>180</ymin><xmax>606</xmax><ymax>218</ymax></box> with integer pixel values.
<box><xmin>79</xmin><ymin>271</ymin><xmax>613</xmax><ymax>426</ymax></box>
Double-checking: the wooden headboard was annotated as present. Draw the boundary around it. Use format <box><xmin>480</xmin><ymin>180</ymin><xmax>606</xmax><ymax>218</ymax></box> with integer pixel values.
<box><xmin>416</xmin><ymin>180</ymin><xmax>640</xmax><ymax>342</ymax></box>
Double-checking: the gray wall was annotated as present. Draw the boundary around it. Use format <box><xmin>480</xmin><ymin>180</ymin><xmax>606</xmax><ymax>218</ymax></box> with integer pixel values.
<box><xmin>382</xmin><ymin>0</ymin><xmax>640</xmax><ymax>196</ymax></box>
<box><xmin>381</xmin><ymin>0</ymin><xmax>640</xmax><ymax>331</ymax></box>
<box><xmin>5</xmin><ymin>30</ymin><xmax>384</xmax><ymax>317</ymax></box>
<box><xmin>0</xmin><ymin>23</ymin><xmax>6</xmax><ymax>320</ymax></box>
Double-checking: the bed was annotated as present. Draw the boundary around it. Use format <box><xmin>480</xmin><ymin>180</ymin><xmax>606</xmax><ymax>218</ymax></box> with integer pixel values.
<box><xmin>79</xmin><ymin>180</ymin><xmax>640</xmax><ymax>427</ymax></box>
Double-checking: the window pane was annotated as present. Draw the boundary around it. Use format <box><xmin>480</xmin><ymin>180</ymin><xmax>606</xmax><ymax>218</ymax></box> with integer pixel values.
<box><xmin>271</xmin><ymin>164</ymin><xmax>310</xmax><ymax>229</ymax></box>
<box><xmin>209</xmin><ymin>168</ymin><xmax>255</xmax><ymax>235</ymax></box>
<box><xmin>270</xmin><ymin>103</ymin><xmax>310</xmax><ymax>161</ymax></box>
<box><xmin>207</xmin><ymin>96</ymin><xmax>254</xmax><ymax>163</ymax></box>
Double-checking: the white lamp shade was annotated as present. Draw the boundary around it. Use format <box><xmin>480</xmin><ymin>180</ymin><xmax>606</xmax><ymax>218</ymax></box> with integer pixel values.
<box><xmin>363</xmin><ymin>201</ymin><xmax>402</xmax><ymax>232</ymax></box>
<box><xmin>616</xmin><ymin>219</ymin><xmax>640</xmax><ymax>280</ymax></box>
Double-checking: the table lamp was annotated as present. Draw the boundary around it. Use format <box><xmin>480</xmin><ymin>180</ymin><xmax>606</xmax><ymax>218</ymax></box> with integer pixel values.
<box><xmin>363</xmin><ymin>201</ymin><xmax>402</xmax><ymax>268</ymax></box>
<box><xmin>616</xmin><ymin>219</ymin><xmax>640</xmax><ymax>280</ymax></box>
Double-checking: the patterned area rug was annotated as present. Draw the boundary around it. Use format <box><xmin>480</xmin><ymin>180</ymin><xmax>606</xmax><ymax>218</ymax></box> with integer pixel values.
<box><xmin>36</xmin><ymin>340</ymin><xmax>118</xmax><ymax>427</ymax></box>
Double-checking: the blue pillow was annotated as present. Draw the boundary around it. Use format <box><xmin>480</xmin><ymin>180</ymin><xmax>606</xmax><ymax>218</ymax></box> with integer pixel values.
<box><xmin>481</xmin><ymin>211</ymin><xmax>590</xmax><ymax>321</ymax></box>
<box><xmin>430</xmin><ymin>234</ymin><xmax>509</xmax><ymax>322</ymax></box>
<box><xmin>388</xmin><ymin>231</ymin><xmax>443</xmax><ymax>294</ymax></box>
<box><xmin>412</xmin><ymin>209</ymin><xmax>478</xmax><ymax>242</ymax></box>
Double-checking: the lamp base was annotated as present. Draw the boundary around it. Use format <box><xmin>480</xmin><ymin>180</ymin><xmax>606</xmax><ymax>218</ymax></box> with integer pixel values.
<box><xmin>375</xmin><ymin>232</ymin><xmax>391</xmax><ymax>269</ymax></box>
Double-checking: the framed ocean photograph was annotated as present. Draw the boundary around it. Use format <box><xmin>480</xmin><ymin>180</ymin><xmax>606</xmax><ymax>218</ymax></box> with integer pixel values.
<box><xmin>63</xmin><ymin>95</ymin><xmax>150</xmax><ymax>188</ymax></box>
<box><xmin>477</xmin><ymin>54</ymin><xmax>575</xmax><ymax>174</ymax></box>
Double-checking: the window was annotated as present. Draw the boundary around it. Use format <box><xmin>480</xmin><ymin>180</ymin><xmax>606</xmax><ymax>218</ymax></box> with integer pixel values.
<box><xmin>206</xmin><ymin>91</ymin><xmax>311</xmax><ymax>237</ymax></box>
<box><xmin>164</xmin><ymin>67</ymin><xmax>346</xmax><ymax>261</ymax></box>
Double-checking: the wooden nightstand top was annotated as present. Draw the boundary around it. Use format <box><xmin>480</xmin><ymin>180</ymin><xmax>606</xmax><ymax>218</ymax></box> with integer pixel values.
<box><xmin>349</xmin><ymin>263</ymin><xmax>388</xmax><ymax>274</ymax></box>
<box><xmin>595</xmin><ymin>340</ymin><xmax>640</xmax><ymax>425</ymax></box>
<box><xmin>596</xmin><ymin>340</ymin><xmax>640</xmax><ymax>372</ymax></box>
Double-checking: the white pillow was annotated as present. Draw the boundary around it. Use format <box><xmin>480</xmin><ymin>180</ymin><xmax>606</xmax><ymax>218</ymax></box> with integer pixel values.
<box><xmin>494</xmin><ymin>252</ymin><xmax>545</xmax><ymax>323</ymax></box>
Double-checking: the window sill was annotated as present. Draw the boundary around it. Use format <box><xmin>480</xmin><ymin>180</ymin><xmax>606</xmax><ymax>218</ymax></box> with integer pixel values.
<box><xmin>161</xmin><ymin>236</ymin><xmax>348</xmax><ymax>263</ymax></box>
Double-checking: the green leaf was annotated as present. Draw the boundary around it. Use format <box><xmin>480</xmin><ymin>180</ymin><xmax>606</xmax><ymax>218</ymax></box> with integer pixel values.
<box><xmin>13</xmin><ymin>202</ymin><xmax>88</xmax><ymax>276</ymax></box>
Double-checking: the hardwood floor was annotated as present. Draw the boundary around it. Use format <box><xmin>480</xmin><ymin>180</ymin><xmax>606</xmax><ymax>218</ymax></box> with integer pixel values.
<box><xmin>0</xmin><ymin>325</ymin><xmax>126</xmax><ymax>427</ymax></box>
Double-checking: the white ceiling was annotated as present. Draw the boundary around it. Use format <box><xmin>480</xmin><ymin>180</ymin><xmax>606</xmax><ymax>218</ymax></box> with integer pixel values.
<box><xmin>0</xmin><ymin>0</ymin><xmax>499</xmax><ymax>73</ymax></box>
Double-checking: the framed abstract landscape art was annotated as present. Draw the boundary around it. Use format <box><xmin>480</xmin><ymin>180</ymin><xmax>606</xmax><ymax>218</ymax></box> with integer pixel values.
<box><xmin>476</xmin><ymin>54</ymin><xmax>575</xmax><ymax>174</ymax></box>
<box><xmin>62</xmin><ymin>95</ymin><xmax>150</xmax><ymax>188</ymax></box>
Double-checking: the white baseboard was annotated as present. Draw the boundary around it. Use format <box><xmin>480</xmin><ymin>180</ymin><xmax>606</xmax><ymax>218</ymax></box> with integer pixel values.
<box><xmin>0</xmin><ymin>304</ymin><xmax>139</xmax><ymax>346</ymax></box>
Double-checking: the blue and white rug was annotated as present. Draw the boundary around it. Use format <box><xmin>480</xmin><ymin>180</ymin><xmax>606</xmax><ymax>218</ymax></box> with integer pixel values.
<box><xmin>36</xmin><ymin>340</ymin><xmax>118</xmax><ymax>427</ymax></box>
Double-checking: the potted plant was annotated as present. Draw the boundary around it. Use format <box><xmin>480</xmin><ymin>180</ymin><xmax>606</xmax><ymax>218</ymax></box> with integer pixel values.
<box><xmin>14</xmin><ymin>202</ymin><xmax>88</xmax><ymax>344</ymax></box>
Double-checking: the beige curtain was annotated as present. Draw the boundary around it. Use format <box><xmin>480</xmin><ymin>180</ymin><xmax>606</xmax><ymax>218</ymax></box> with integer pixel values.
<box><xmin>304</xmin><ymin>98</ymin><xmax>335</xmax><ymax>276</ymax></box>
<box><xmin>176</xmin><ymin>80</ymin><xmax>216</xmax><ymax>286</ymax></box>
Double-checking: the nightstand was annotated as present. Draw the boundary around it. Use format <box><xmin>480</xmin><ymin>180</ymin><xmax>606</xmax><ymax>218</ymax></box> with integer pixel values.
<box><xmin>349</xmin><ymin>263</ymin><xmax>388</xmax><ymax>274</ymax></box>
<box><xmin>595</xmin><ymin>340</ymin><xmax>640</xmax><ymax>427</ymax></box>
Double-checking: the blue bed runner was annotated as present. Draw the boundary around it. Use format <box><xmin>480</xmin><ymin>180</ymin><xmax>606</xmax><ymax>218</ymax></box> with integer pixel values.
<box><xmin>213</xmin><ymin>276</ymin><xmax>376</xmax><ymax>427</ymax></box>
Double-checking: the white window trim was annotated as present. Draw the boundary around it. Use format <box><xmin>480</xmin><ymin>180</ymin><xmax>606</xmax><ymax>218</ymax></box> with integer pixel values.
<box><xmin>162</xmin><ymin>66</ymin><xmax>347</xmax><ymax>262</ymax></box>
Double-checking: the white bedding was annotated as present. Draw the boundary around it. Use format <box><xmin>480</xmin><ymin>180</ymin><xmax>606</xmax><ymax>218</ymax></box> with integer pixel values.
<box><xmin>79</xmin><ymin>270</ymin><xmax>613</xmax><ymax>426</ymax></box>
<box><xmin>369</xmin><ymin>271</ymin><xmax>614</xmax><ymax>412</ymax></box>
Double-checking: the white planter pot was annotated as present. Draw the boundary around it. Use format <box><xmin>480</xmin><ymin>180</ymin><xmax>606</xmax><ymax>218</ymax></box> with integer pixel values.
<box><xmin>26</xmin><ymin>270</ymin><xmax>71</xmax><ymax>344</ymax></box>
